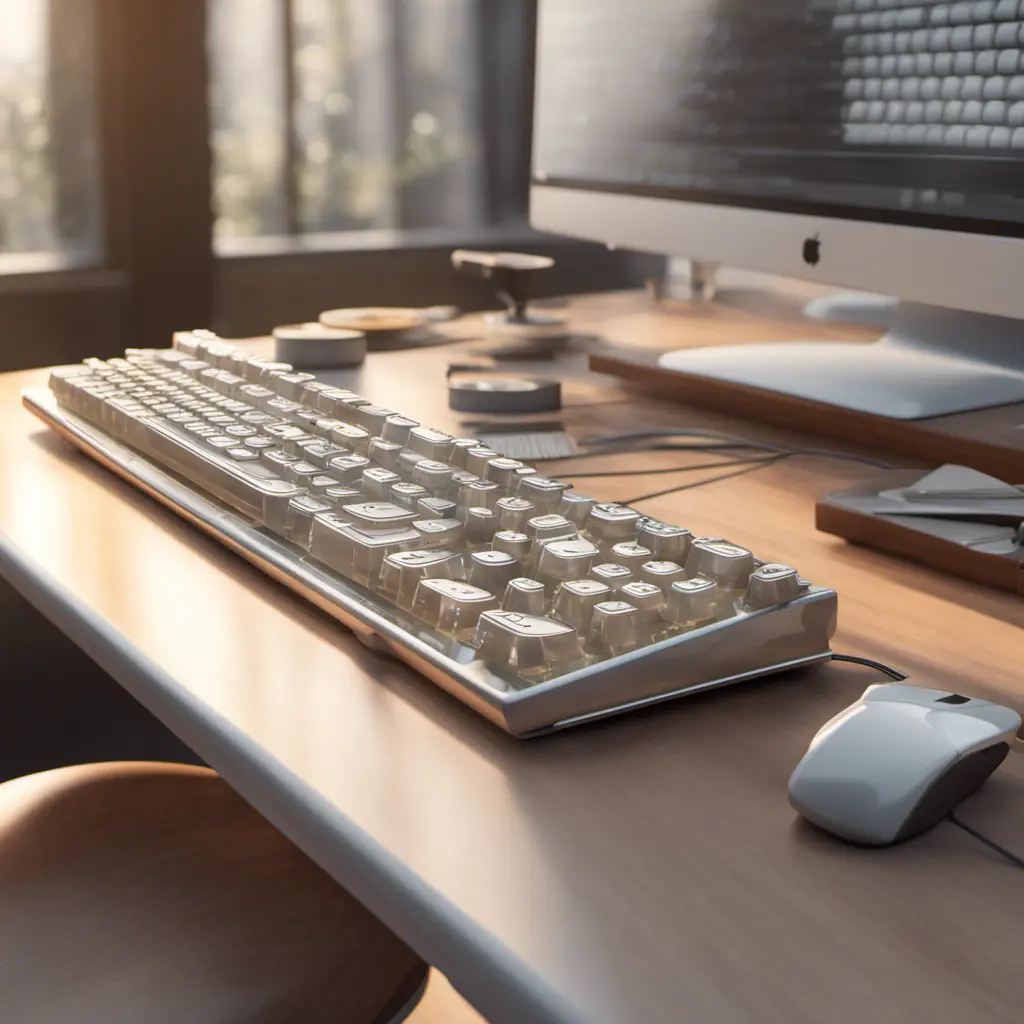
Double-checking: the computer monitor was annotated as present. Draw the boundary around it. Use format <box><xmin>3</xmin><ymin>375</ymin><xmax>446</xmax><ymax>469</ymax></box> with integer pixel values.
<box><xmin>529</xmin><ymin>0</ymin><xmax>1024</xmax><ymax>419</ymax></box>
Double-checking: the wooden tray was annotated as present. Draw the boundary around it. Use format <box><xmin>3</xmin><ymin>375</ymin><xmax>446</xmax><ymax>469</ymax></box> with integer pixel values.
<box><xmin>815</xmin><ymin>472</ymin><xmax>1024</xmax><ymax>594</ymax></box>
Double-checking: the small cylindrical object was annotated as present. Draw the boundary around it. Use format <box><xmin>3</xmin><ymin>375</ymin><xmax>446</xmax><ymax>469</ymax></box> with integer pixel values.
<box><xmin>666</xmin><ymin>575</ymin><xmax>718</xmax><ymax>624</ymax></box>
<box><xmin>502</xmin><ymin>576</ymin><xmax>547</xmax><ymax>615</ymax></box>
<box><xmin>685</xmin><ymin>538</ymin><xmax>756</xmax><ymax>588</ymax></box>
<box><xmin>273</xmin><ymin>322</ymin><xmax>368</xmax><ymax>369</ymax></box>
<box><xmin>743</xmin><ymin>563</ymin><xmax>805</xmax><ymax>610</ymax></box>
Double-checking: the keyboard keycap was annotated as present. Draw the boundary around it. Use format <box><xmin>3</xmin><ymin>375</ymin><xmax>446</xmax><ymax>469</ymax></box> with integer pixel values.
<box><xmin>468</xmin><ymin>550</ymin><xmax>520</xmax><ymax>594</ymax></box>
<box><xmin>379</xmin><ymin>549</ymin><xmax>465</xmax><ymax>605</ymax></box>
<box><xmin>502</xmin><ymin>576</ymin><xmax>547</xmax><ymax>614</ymax></box>
<box><xmin>588</xmin><ymin>600</ymin><xmax>639</xmax><ymax>653</ymax></box>
<box><xmin>685</xmin><ymin>539</ymin><xmax>756</xmax><ymax>588</ymax></box>
<box><xmin>475</xmin><ymin>611</ymin><xmax>585</xmax><ymax>678</ymax></box>
<box><xmin>552</xmin><ymin>578</ymin><xmax>612</xmax><ymax>633</ymax></box>
<box><xmin>744</xmin><ymin>564</ymin><xmax>806</xmax><ymax>609</ymax></box>
<box><xmin>666</xmin><ymin>576</ymin><xmax>718</xmax><ymax>625</ymax></box>
<box><xmin>411</xmin><ymin>578</ymin><xmax>498</xmax><ymax>633</ymax></box>
<box><xmin>309</xmin><ymin>517</ymin><xmax>422</xmax><ymax>585</ymax></box>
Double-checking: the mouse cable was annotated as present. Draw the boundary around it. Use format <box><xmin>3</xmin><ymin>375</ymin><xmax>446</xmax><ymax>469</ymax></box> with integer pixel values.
<box><xmin>947</xmin><ymin>813</ymin><xmax>1024</xmax><ymax>872</ymax></box>
<box><xmin>829</xmin><ymin>653</ymin><xmax>908</xmax><ymax>681</ymax></box>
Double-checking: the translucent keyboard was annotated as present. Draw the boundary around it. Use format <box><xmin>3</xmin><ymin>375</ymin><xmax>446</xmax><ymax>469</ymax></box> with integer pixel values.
<box><xmin>26</xmin><ymin>330</ymin><xmax>838</xmax><ymax>736</ymax></box>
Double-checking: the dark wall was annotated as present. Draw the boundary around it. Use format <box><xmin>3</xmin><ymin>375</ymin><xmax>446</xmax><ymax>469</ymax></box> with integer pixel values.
<box><xmin>0</xmin><ymin>576</ymin><xmax>202</xmax><ymax>784</ymax></box>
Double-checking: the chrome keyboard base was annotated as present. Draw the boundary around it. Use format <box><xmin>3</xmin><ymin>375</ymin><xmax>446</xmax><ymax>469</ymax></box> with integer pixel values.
<box><xmin>24</xmin><ymin>387</ymin><xmax>837</xmax><ymax>737</ymax></box>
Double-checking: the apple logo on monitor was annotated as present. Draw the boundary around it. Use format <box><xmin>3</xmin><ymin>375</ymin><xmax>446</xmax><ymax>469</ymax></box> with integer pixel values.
<box><xmin>802</xmin><ymin>234</ymin><xmax>821</xmax><ymax>266</ymax></box>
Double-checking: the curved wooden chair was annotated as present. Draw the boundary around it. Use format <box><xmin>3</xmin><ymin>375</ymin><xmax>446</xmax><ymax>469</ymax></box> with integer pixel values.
<box><xmin>0</xmin><ymin>761</ymin><xmax>428</xmax><ymax>1023</ymax></box>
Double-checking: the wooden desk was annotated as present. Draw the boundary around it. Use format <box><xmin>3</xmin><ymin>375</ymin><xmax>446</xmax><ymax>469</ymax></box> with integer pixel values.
<box><xmin>2</xmin><ymin>289</ymin><xmax>1023</xmax><ymax>1024</ymax></box>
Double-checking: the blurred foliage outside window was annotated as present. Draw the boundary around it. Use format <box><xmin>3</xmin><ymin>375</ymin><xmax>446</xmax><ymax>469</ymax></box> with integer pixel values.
<box><xmin>0</xmin><ymin>0</ymin><xmax>99</xmax><ymax>266</ymax></box>
<box><xmin>208</xmin><ymin>0</ymin><xmax>520</xmax><ymax>241</ymax></box>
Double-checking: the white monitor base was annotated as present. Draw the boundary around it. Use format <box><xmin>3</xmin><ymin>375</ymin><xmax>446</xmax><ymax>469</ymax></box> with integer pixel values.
<box><xmin>658</xmin><ymin>302</ymin><xmax>1024</xmax><ymax>420</ymax></box>
<box><xmin>803</xmin><ymin>290</ymin><xmax>899</xmax><ymax>328</ymax></box>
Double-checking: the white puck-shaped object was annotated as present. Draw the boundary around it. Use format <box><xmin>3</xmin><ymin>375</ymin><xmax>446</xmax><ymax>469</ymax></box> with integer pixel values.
<box><xmin>449</xmin><ymin>377</ymin><xmax>562</xmax><ymax>413</ymax></box>
<box><xmin>319</xmin><ymin>306</ymin><xmax>426</xmax><ymax>333</ymax></box>
<box><xmin>273</xmin><ymin>322</ymin><xmax>367</xmax><ymax>369</ymax></box>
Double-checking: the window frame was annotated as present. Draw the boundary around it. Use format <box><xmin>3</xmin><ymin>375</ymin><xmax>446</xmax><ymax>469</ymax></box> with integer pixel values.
<box><xmin>1</xmin><ymin>0</ymin><xmax>662</xmax><ymax>371</ymax></box>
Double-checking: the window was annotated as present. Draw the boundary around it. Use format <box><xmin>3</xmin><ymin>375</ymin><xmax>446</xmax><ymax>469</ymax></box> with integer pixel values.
<box><xmin>0</xmin><ymin>0</ymin><xmax>100</xmax><ymax>272</ymax></box>
<box><xmin>0</xmin><ymin>0</ymin><xmax>657</xmax><ymax>370</ymax></box>
<box><xmin>208</xmin><ymin>0</ymin><xmax>530</xmax><ymax>248</ymax></box>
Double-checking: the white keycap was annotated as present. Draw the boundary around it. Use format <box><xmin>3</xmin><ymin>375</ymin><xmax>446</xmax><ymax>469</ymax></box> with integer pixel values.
<box><xmin>552</xmin><ymin>579</ymin><xmax>612</xmax><ymax>633</ymax></box>
<box><xmin>379</xmin><ymin>549</ymin><xmax>465</xmax><ymax>606</ymax></box>
<box><xmin>744</xmin><ymin>564</ymin><xmax>806</xmax><ymax>610</ymax></box>
<box><xmin>685</xmin><ymin>539</ymin><xmax>755</xmax><ymax>588</ymax></box>
<box><xmin>475</xmin><ymin>611</ymin><xmax>585</xmax><ymax>675</ymax></box>
<box><xmin>502</xmin><ymin>577</ymin><xmax>547</xmax><ymax>615</ymax></box>
<box><xmin>665</xmin><ymin>577</ymin><xmax>718</xmax><ymax>625</ymax></box>
<box><xmin>411</xmin><ymin>578</ymin><xmax>498</xmax><ymax>634</ymax></box>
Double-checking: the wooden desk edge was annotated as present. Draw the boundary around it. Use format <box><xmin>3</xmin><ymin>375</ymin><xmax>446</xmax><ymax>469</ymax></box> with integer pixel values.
<box><xmin>0</xmin><ymin>536</ymin><xmax>579</xmax><ymax>1024</ymax></box>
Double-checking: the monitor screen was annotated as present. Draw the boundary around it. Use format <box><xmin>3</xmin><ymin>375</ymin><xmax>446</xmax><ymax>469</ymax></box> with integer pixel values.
<box><xmin>533</xmin><ymin>0</ymin><xmax>1024</xmax><ymax>238</ymax></box>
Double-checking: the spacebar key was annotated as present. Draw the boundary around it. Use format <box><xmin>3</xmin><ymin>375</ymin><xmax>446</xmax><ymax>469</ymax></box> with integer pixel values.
<box><xmin>143</xmin><ymin>418</ymin><xmax>303</xmax><ymax>531</ymax></box>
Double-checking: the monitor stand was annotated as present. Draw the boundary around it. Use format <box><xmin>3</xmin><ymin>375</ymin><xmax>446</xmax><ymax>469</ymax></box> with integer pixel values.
<box><xmin>803</xmin><ymin>290</ymin><xmax>898</xmax><ymax>329</ymax></box>
<box><xmin>658</xmin><ymin>302</ymin><xmax>1024</xmax><ymax>420</ymax></box>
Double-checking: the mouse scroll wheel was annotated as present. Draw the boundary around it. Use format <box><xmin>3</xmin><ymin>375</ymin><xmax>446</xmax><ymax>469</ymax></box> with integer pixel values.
<box><xmin>936</xmin><ymin>694</ymin><xmax>971</xmax><ymax>705</ymax></box>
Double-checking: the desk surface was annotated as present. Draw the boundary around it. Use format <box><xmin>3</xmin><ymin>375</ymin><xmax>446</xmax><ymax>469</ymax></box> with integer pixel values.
<box><xmin>2</xmin><ymin>287</ymin><xmax>1024</xmax><ymax>1024</ymax></box>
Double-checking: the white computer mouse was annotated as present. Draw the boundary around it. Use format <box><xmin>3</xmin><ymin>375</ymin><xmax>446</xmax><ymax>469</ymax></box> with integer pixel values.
<box><xmin>789</xmin><ymin>683</ymin><xmax>1021</xmax><ymax>846</ymax></box>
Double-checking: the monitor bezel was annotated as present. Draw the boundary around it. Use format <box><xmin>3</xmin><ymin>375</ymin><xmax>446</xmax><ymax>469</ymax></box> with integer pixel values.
<box><xmin>530</xmin><ymin>182</ymin><xmax>1024</xmax><ymax>321</ymax></box>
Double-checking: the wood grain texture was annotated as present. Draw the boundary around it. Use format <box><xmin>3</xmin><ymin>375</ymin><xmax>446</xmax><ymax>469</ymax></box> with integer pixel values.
<box><xmin>1</xmin><ymin>286</ymin><xmax>1023</xmax><ymax>1024</ymax></box>
<box><xmin>0</xmin><ymin>762</ymin><xmax>426</xmax><ymax>1024</ymax></box>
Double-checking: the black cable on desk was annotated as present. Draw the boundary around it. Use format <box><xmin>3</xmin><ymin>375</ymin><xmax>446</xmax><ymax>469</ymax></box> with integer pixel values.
<box><xmin>622</xmin><ymin>453</ymin><xmax>793</xmax><ymax>504</ymax></box>
<box><xmin>947</xmin><ymin>813</ymin><xmax>1024</xmax><ymax>872</ymax></box>
<box><xmin>830</xmin><ymin>653</ymin><xmax>908</xmax><ymax>681</ymax></box>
